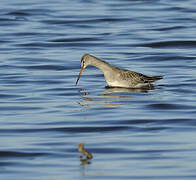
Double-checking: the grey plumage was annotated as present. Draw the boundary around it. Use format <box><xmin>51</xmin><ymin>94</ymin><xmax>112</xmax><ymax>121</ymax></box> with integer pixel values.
<box><xmin>76</xmin><ymin>54</ymin><xmax>162</xmax><ymax>88</ymax></box>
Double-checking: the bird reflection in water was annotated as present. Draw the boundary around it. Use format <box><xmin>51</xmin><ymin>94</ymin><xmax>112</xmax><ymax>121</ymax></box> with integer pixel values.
<box><xmin>103</xmin><ymin>86</ymin><xmax>150</xmax><ymax>95</ymax></box>
<box><xmin>78</xmin><ymin>87</ymin><xmax>151</xmax><ymax>107</ymax></box>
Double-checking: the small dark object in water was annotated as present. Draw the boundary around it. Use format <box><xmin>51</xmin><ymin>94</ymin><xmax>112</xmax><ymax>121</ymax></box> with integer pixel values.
<box><xmin>78</xmin><ymin>143</ymin><xmax>93</xmax><ymax>159</ymax></box>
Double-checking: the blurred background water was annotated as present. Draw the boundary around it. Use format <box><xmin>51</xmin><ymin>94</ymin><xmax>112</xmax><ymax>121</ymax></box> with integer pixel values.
<box><xmin>0</xmin><ymin>0</ymin><xmax>196</xmax><ymax>179</ymax></box>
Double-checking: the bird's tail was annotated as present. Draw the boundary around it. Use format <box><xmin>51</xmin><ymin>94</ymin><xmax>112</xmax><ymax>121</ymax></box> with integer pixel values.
<box><xmin>145</xmin><ymin>75</ymin><xmax>163</xmax><ymax>82</ymax></box>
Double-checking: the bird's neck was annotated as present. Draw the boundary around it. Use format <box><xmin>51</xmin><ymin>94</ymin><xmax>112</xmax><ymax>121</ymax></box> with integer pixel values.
<box><xmin>90</xmin><ymin>58</ymin><xmax>113</xmax><ymax>73</ymax></box>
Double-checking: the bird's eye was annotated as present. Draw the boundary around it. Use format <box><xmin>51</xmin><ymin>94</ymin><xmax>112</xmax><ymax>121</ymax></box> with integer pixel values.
<box><xmin>82</xmin><ymin>60</ymin><xmax>85</xmax><ymax>67</ymax></box>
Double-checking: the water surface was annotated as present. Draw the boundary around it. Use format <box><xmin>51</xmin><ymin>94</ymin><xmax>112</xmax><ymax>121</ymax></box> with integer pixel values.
<box><xmin>0</xmin><ymin>0</ymin><xmax>196</xmax><ymax>179</ymax></box>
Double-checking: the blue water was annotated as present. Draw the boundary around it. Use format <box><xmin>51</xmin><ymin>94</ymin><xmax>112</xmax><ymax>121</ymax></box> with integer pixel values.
<box><xmin>0</xmin><ymin>0</ymin><xmax>196</xmax><ymax>179</ymax></box>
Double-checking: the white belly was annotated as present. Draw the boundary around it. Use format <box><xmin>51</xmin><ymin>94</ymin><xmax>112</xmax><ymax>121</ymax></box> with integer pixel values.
<box><xmin>107</xmin><ymin>80</ymin><xmax>150</xmax><ymax>88</ymax></box>
<box><xmin>107</xmin><ymin>80</ymin><xmax>129</xmax><ymax>88</ymax></box>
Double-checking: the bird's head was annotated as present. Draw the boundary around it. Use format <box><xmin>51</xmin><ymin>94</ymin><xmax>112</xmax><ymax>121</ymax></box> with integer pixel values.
<box><xmin>81</xmin><ymin>54</ymin><xmax>92</xmax><ymax>69</ymax></box>
<box><xmin>76</xmin><ymin>54</ymin><xmax>91</xmax><ymax>85</ymax></box>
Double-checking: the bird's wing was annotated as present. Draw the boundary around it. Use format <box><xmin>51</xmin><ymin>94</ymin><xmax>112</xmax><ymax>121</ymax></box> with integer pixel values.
<box><xmin>119</xmin><ymin>69</ymin><xmax>149</xmax><ymax>84</ymax></box>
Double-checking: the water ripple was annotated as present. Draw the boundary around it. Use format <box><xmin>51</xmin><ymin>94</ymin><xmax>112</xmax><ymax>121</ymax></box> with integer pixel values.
<box><xmin>1</xmin><ymin>0</ymin><xmax>196</xmax><ymax>179</ymax></box>
<box><xmin>0</xmin><ymin>151</ymin><xmax>47</xmax><ymax>158</ymax></box>
<box><xmin>147</xmin><ymin>103</ymin><xmax>194</xmax><ymax>110</ymax></box>
<box><xmin>142</xmin><ymin>40</ymin><xmax>196</xmax><ymax>48</ymax></box>
<box><xmin>24</xmin><ymin>65</ymin><xmax>67</xmax><ymax>71</ymax></box>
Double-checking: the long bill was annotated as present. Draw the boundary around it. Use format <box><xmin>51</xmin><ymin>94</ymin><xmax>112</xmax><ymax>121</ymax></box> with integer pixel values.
<box><xmin>75</xmin><ymin>66</ymin><xmax>85</xmax><ymax>85</ymax></box>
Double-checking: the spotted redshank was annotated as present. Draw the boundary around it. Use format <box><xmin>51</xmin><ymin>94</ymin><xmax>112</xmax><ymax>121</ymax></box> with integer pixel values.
<box><xmin>76</xmin><ymin>54</ymin><xmax>162</xmax><ymax>88</ymax></box>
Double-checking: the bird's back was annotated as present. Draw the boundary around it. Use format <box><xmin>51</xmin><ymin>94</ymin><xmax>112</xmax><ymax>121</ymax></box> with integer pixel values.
<box><xmin>107</xmin><ymin>67</ymin><xmax>162</xmax><ymax>88</ymax></box>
